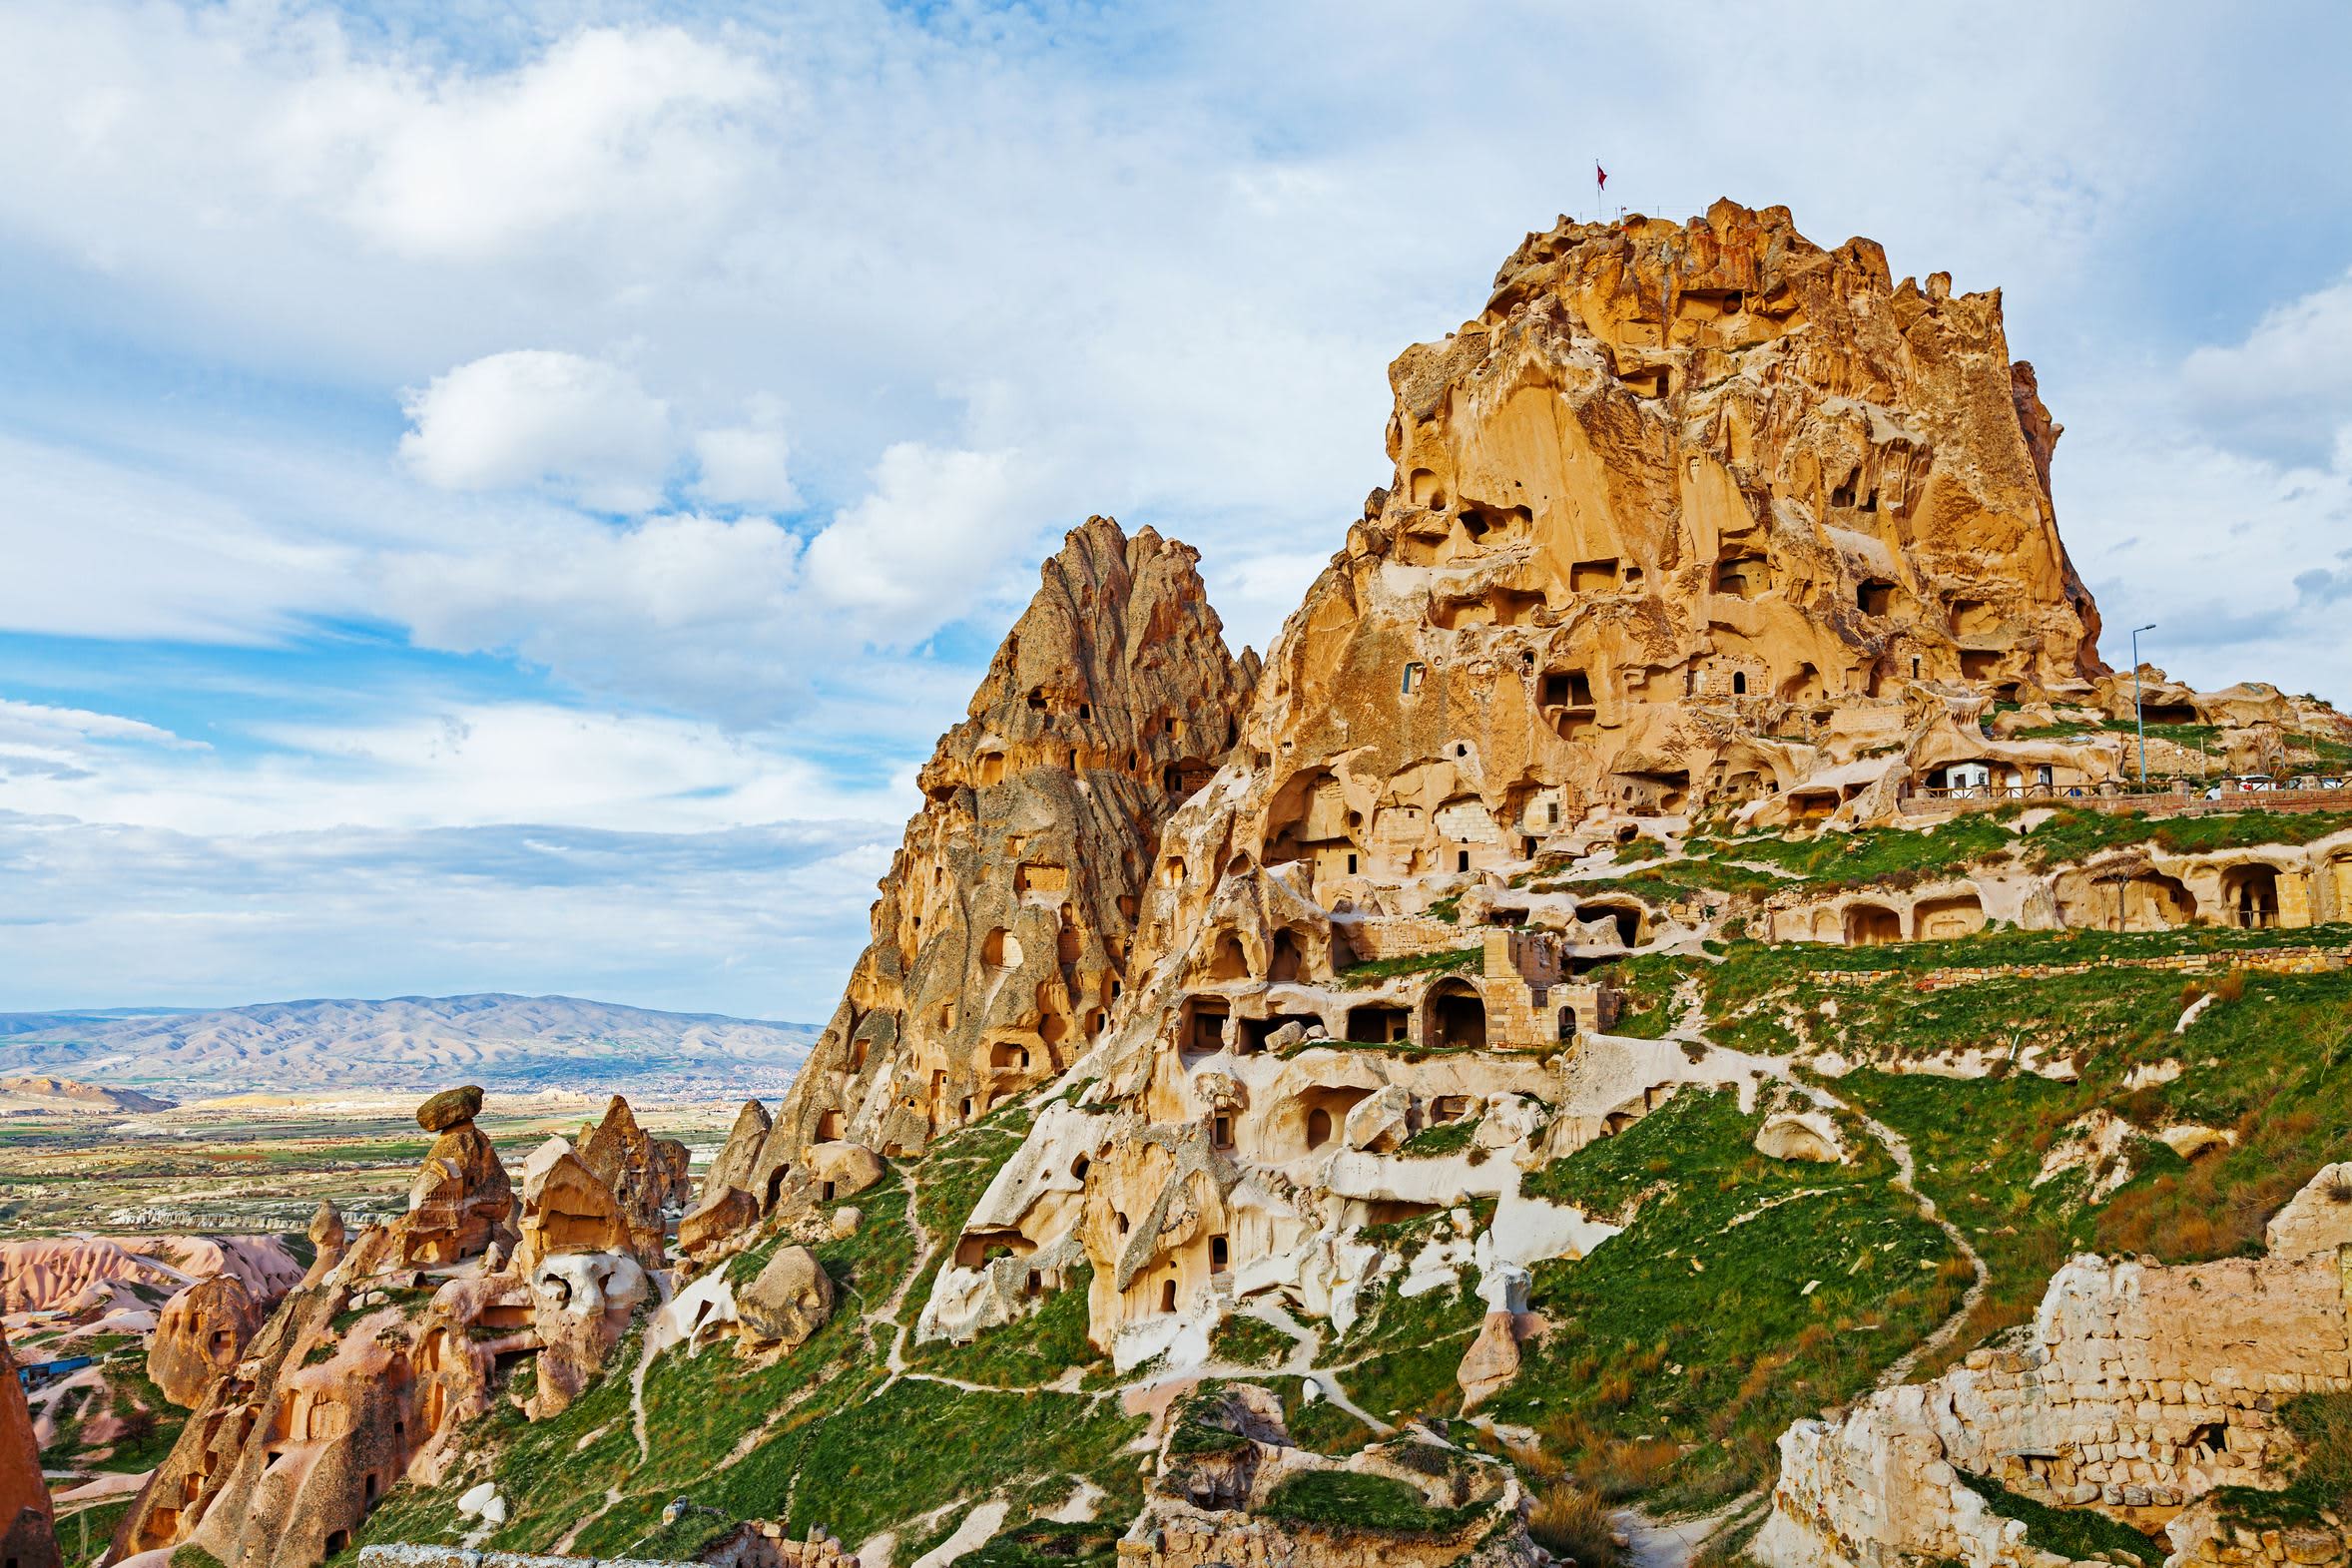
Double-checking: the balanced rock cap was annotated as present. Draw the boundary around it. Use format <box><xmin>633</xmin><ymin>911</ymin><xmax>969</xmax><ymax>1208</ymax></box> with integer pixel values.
<box><xmin>416</xmin><ymin>1084</ymin><xmax>485</xmax><ymax>1133</ymax></box>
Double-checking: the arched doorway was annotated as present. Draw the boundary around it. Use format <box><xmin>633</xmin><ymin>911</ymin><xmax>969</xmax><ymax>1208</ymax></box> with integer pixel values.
<box><xmin>2223</xmin><ymin>865</ymin><xmax>2281</xmax><ymax>930</ymax></box>
<box><xmin>1425</xmin><ymin>977</ymin><xmax>1486</xmax><ymax>1050</ymax></box>
<box><xmin>1844</xmin><ymin>903</ymin><xmax>1903</xmax><ymax>946</ymax></box>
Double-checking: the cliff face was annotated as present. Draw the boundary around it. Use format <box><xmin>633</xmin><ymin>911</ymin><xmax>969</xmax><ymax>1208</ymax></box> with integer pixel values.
<box><xmin>1278</xmin><ymin>198</ymin><xmax>2109</xmax><ymax>840</ymax></box>
<box><xmin>717</xmin><ymin>516</ymin><xmax>1254</xmax><ymax>1211</ymax></box>
<box><xmin>1</xmin><ymin>1326</ymin><xmax>61</xmax><ymax>1568</ymax></box>
<box><xmin>902</xmin><ymin>201</ymin><xmax>2149</xmax><ymax>1360</ymax></box>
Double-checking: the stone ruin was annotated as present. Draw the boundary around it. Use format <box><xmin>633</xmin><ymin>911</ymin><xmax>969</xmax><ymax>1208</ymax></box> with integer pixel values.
<box><xmin>1754</xmin><ymin>1165</ymin><xmax>2352</xmax><ymax>1568</ymax></box>
<box><xmin>113</xmin><ymin>1086</ymin><xmax>669</xmax><ymax>1568</ymax></box>
<box><xmin>1125</xmin><ymin>1382</ymin><xmax>1539</xmax><ymax>1568</ymax></box>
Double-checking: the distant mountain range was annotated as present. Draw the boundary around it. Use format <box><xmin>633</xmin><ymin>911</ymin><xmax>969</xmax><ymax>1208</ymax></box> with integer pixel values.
<box><xmin>0</xmin><ymin>993</ymin><xmax>818</xmax><ymax>1098</ymax></box>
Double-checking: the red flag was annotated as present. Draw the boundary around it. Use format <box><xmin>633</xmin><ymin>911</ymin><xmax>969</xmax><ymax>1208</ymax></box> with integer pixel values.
<box><xmin>1596</xmin><ymin>162</ymin><xmax>1608</xmax><ymax>190</ymax></box>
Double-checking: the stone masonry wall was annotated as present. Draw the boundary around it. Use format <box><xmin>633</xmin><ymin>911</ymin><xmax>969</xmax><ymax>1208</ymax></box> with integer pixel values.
<box><xmin>1755</xmin><ymin>1248</ymin><xmax>2352</xmax><ymax>1568</ymax></box>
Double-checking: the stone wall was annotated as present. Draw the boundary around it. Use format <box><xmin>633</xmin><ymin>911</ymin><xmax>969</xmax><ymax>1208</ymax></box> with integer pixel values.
<box><xmin>1755</xmin><ymin>1246</ymin><xmax>2352</xmax><ymax>1568</ymax></box>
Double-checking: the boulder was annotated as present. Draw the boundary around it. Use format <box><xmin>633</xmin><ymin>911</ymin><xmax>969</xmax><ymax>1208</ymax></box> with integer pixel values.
<box><xmin>678</xmin><ymin>1187</ymin><xmax>762</xmax><ymax>1260</ymax></box>
<box><xmin>804</xmin><ymin>1142</ymin><xmax>885</xmax><ymax>1200</ymax></box>
<box><xmin>148</xmin><ymin>1273</ymin><xmax>264</xmax><ymax>1407</ymax></box>
<box><xmin>1344</xmin><ymin>1085</ymin><xmax>1413</xmax><ymax>1153</ymax></box>
<box><xmin>830</xmin><ymin>1207</ymin><xmax>864</xmax><ymax>1240</ymax></box>
<box><xmin>1755</xmin><ymin>1110</ymin><xmax>1847</xmax><ymax>1164</ymax></box>
<box><xmin>737</xmin><ymin>1246</ymin><xmax>835</xmax><ymax>1349</ymax></box>
<box><xmin>416</xmin><ymin>1084</ymin><xmax>484</xmax><ymax>1133</ymax></box>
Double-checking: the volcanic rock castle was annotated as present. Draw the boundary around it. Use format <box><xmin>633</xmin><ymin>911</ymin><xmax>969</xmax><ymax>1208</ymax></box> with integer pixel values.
<box><xmin>93</xmin><ymin>202</ymin><xmax>2352</xmax><ymax>1568</ymax></box>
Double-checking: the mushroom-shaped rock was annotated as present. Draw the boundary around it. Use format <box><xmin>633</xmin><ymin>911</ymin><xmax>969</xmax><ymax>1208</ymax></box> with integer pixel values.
<box><xmin>804</xmin><ymin>1142</ymin><xmax>885</xmax><ymax>1200</ymax></box>
<box><xmin>148</xmin><ymin>1273</ymin><xmax>264</xmax><ymax>1407</ymax></box>
<box><xmin>1344</xmin><ymin>1085</ymin><xmax>1413</xmax><ymax>1153</ymax></box>
<box><xmin>417</xmin><ymin>1084</ymin><xmax>485</xmax><ymax>1132</ymax></box>
<box><xmin>399</xmin><ymin>1092</ymin><xmax>517</xmax><ymax>1267</ymax></box>
<box><xmin>678</xmin><ymin>1187</ymin><xmax>761</xmax><ymax>1260</ymax></box>
<box><xmin>737</xmin><ymin>1246</ymin><xmax>835</xmax><ymax>1349</ymax></box>
<box><xmin>300</xmin><ymin>1199</ymin><xmax>348</xmax><ymax>1288</ymax></box>
<box><xmin>1754</xmin><ymin>1110</ymin><xmax>1847</xmax><ymax>1164</ymax></box>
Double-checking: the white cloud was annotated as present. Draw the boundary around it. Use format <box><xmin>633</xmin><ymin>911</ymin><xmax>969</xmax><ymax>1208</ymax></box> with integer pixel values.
<box><xmin>693</xmin><ymin>397</ymin><xmax>801</xmax><ymax>511</ymax></box>
<box><xmin>283</xmin><ymin>26</ymin><xmax>774</xmax><ymax>263</ymax></box>
<box><xmin>2178</xmin><ymin>269</ymin><xmax>2352</xmax><ymax>465</ymax></box>
<box><xmin>0</xmin><ymin>812</ymin><xmax>890</xmax><ymax>1017</ymax></box>
<box><xmin>0</xmin><ymin>431</ymin><xmax>359</xmax><ymax>643</ymax></box>
<box><xmin>377</xmin><ymin>512</ymin><xmax>810</xmax><ymax>722</ymax></box>
<box><xmin>399</xmin><ymin>350</ymin><xmax>675</xmax><ymax>512</ymax></box>
<box><xmin>804</xmin><ymin>444</ymin><xmax>1038</xmax><ymax>641</ymax></box>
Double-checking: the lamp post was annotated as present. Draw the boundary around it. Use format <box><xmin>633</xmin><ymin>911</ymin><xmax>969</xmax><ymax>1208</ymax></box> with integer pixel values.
<box><xmin>2131</xmin><ymin>624</ymin><xmax>2156</xmax><ymax>789</ymax></box>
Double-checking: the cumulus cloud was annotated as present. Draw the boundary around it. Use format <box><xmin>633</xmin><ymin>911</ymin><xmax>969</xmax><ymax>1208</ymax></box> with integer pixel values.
<box><xmin>399</xmin><ymin>350</ymin><xmax>675</xmax><ymax>511</ymax></box>
<box><xmin>692</xmin><ymin>397</ymin><xmax>801</xmax><ymax>511</ymax></box>
<box><xmin>378</xmin><ymin>513</ymin><xmax>810</xmax><ymax>722</ymax></box>
<box><xmin>2178</xmin><ymin>270</ymin><xmax>2352</xmax><ymax>465</ymax></box>
<box><xmin>804</xmin><ymin>444</ymin><xmax>1038</xmax><ymax>641</ymax></box>
<box><xmin>288</xmin><ymin>26</ymin><xmax>774</xmax><ymax>263</ymax></box>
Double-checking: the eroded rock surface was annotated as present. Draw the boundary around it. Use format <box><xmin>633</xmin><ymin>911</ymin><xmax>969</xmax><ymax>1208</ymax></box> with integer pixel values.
<box><xmin>716</xmin><ymin>515</ymin><xmax>1253</xmax><ymax>1221</ymax></box>
<box><xmin>1</xmin><ymin>1325</ymin><xmax>61</xmax><ymax>1568</ymax></box>
<box><xmin>148</xmin><ymin>1272</ymin><xmax>266</xmax><ymax>1407</ymax></box>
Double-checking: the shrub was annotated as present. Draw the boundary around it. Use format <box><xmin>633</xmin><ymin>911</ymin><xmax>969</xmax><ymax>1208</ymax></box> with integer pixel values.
<box><xmin>1527</xmin><ymin>1483</ymin><xmax>1619</xmax><ymax>1568</ymax></box>
<box><xmin>1259</xmin><ymin>1470</ymin><xmax>1471</xmax><ymax>1534</ymax></box>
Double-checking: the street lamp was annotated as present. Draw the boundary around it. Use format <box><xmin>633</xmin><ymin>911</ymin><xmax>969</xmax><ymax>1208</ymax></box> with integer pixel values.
<box><xmin>2131</xmin><ymin>624</ymin><xmax>2156</xmax><ymax>789</ymax></box>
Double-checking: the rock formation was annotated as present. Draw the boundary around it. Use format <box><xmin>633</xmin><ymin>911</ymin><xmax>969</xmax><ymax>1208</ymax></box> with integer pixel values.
<box><xmin>1753</xmin><ymin>1184</ymin><xmax>2352</xmax><ymax>1568</ymax></box>
<box><xmin>1</xmin><ymin>1326</ymin><xmax>62</xmax><ymax>1568</ymax></box>
<box><xmin>399</xmin><ymin>1085</ymin><xmax>516</xmax><ymax>1267</ymax></box>
<box><xmin>575</xmin><ymin>1094</ymin><xmax>691</xmax><ymax>1264</ymax></box>
<box><xmin>302</xmin><ymin>1200</ymin><xmax>348</xmax><ymax>1288</ymax></box>
<box><xmin>736</xmin><ymin>1246</ymin><xmax>835</xmax><ymax>1351</ymax></box>
<box><xmin>897</xmin><ymin>203</ymin><xmax>2352</xmax><ymax>1379</ymax></box>
<box><xmin>113</xmin><ymin>1088</ymin><xmax>654</xmax><ymax>1568</ymax></box>
<box><xmin>148</xmin><ymin>1272</ymin><xmax>266</xmax><ymax>1407</ymax></box>
<box><xmin>701</xmin><ymin>516</ymin><xmax>1254</xmax><ymax>1255</ymax></box>
<box><xmin>514</xmin><ymin>1136</ymin><xmax>631</xmax><ymax>1274</ymax></box>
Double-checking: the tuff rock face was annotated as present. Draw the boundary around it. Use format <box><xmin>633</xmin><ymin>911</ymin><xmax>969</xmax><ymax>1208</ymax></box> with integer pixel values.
<box><xmin>1</xmin><ymin>1325</ymin><xmax>61</xmax><ymax>1568</ymax></box>
<box><xmin>400</xmin><ymin>1090</ymin><xmax>515</xmax><ymax>1268</ymax></box>
<box><xmin>908</xmin><ymin>201</ymin><xmax>2150</xmax><ymax>1360</ymax></box>
<box><xmin>704</xmin><ymin>517</ymin><xmax>1254</xmax><ymax>1247</ymax></box>
<box><xmin>575</xmin><ymin>1095</ymin><xmax>692</xmax><ymax>1265</ymax></box>
<box><xmin>149</xmin><ymin>1272</ymin><xmax>267</xmax><ymax>1407</ymax></box>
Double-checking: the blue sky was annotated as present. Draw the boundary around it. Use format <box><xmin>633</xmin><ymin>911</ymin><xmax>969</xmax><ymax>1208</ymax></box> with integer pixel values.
<box><xmin>3</xmin><ymin>0</ymin><xmax>2350</xmax><ymax>1019</ymax></box>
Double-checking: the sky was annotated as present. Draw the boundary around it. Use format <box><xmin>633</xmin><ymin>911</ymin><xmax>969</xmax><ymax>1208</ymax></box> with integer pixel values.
<box><xmin>3</xmin><ymin>0</ymin><xmax>2351</xmax><ymax>1020</ymax></box>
